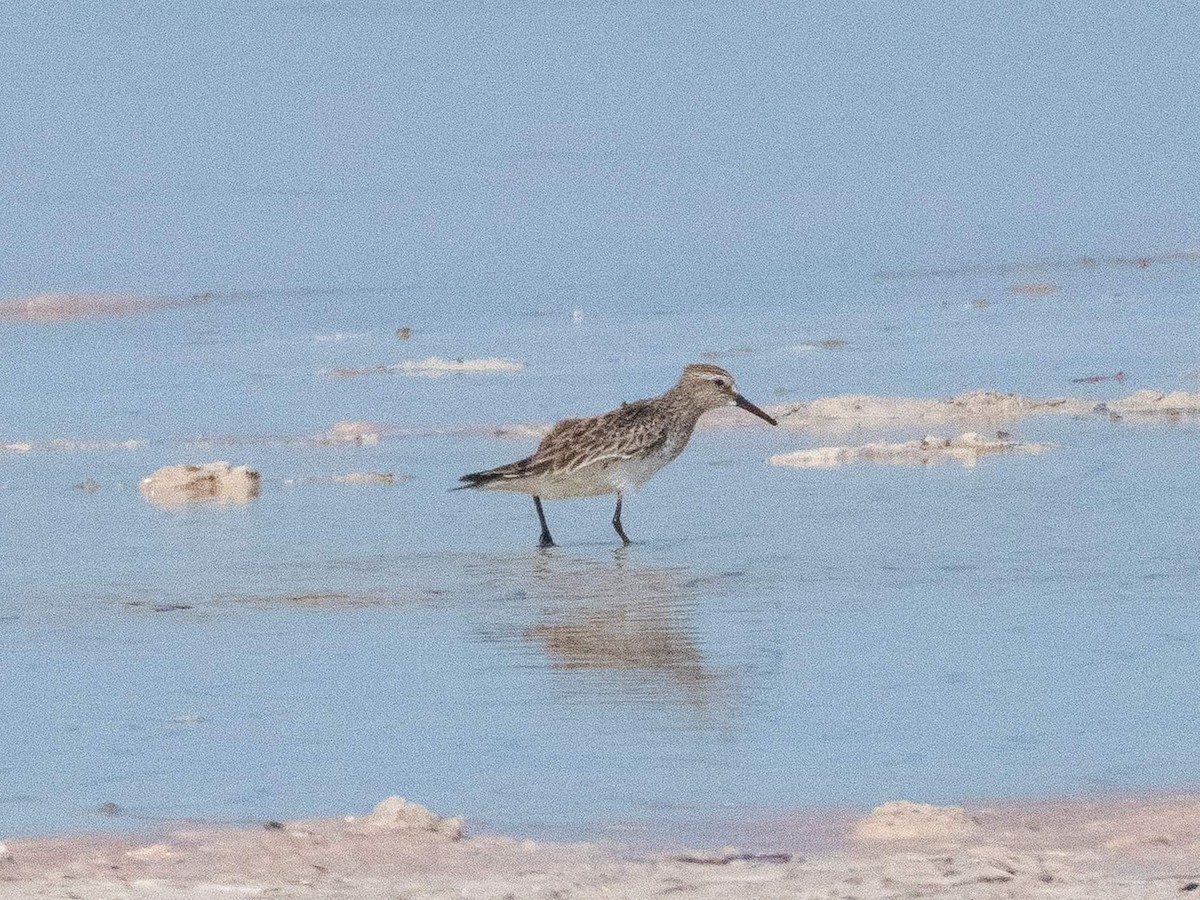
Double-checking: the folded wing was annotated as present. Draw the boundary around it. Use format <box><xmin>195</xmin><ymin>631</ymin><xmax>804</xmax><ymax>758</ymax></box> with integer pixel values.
<box><xmin>459</xmin><ymin>401</ymin><xmax>668</xmax><ymax>487</ymax></box>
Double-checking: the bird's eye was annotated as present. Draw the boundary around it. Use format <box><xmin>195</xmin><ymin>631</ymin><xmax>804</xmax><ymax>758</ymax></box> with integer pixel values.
<box><xmin>714</xmin><ymin>379</ymin><xmax>726</xmax><ymax>387</ymax></box>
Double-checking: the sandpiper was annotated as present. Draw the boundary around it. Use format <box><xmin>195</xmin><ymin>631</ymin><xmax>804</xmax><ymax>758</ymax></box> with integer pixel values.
<box><xmin>459</xmin><ymin>363</ymin><xmax>777</xmax><ymax>547</ymax></box>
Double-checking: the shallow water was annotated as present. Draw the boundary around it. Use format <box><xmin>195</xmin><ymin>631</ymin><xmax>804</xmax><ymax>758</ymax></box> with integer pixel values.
<box><xmin>3</xmin><ymin>260</ymin><xmax>1200</xmax><ymax>842</ymax></box>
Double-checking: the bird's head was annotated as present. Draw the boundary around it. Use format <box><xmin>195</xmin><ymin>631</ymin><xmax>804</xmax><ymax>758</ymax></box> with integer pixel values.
<box><xmin>676</xmin><ymin>363</ymin><xmax>777</xmax><ymax>425</ymax></box>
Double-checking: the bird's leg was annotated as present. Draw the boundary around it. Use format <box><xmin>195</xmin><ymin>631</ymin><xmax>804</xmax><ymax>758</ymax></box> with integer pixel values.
<box><xmin>612</xmin><ymin>492</ymin><xmax>632</xmax><ymax>545</ymax></box>
<box><xmin>533</xmin><ymin>496</ymin><xmax>555</xmax><ymax>548</ymax></box>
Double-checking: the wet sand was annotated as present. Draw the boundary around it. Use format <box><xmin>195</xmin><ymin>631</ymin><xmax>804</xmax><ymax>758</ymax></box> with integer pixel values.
<box><xmin>3</xmin><ymin>792</ymin><xmax>1199</xmax><ymax>898</ymax></box>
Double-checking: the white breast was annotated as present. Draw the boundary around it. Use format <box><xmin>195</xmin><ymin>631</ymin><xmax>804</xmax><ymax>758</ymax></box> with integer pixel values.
<box><xmin>605</xmin><ymin>453</ymin><xmax>666</xmax><ymax>492</ymax></box>
<box><xmin>608</xmin><ymin>437</ymin><xmax>688</xmax><ymax>492</ymax></box>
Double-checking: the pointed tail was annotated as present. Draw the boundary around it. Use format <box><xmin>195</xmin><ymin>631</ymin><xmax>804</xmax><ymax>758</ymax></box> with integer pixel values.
<box><xmin>454</xmin><ymin>469</ymin><xmax>505</xmax><ymax>490</ymax></box>
<box><xmin>456</xmin><ymin>456</ymin><xmax>537</xmax><ymax>491</ymax></box>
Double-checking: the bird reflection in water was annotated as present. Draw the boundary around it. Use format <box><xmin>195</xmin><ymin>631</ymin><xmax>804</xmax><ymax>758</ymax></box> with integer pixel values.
<box><xmin>478</xmin><ymin>550</ymin><xmax>739</xmax><ymax>707</ymax></box>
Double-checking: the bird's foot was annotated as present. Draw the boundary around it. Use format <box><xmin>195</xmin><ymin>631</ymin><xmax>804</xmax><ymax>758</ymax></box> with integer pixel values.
<box><xmin>538</xmin><ymin>533</ymin><xmax>556</xmax><ymax>549</ymax></box>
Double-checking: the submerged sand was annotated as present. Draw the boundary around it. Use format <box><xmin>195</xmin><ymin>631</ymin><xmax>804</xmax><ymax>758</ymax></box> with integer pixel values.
<box><xmin>10</xmin><ymin>388</ymin><xmax>1198</xmax><ymax>462</ymax></box>
<box><xmin>3</xmin><ymin>793</ymin><xmax>1199</xmax><ymax>898</ymax></box>
<box><xmin>322</xmin><ymin>357</ymin><xmax>524</xmax><ymax>377</ymax></box>
<box><xmin>757</xmin><ymin>389</ymin><xmax>1094</xmax><ymax>430</ymax></box>
<box><xmin>0</xmin><ymin>438</ymin><xmax>144</xmax><ymax>453</ymax></box>
<box><xmin>0</xmin><ymin>292</ymin><xmax>208</xmax><ymax>322</ymax></box>
<box><xmin>1101</xmin><ymin>389</ymin><xmax>1200</xmax><ymax>417</ymax></box>
<box><xmin>770</xmin><ymin>433</ymin><xmax>1052</xmax><ymax>468</ymax></box>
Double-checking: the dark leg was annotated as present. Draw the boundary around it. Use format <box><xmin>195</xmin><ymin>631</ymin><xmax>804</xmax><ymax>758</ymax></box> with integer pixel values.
<box><xmin>612</xmin><ymin>492</ymin><xmax>631</xmax><ymax>545</ymax></box>
<box><xmin>533</xmin><ymin>496</ymin><xmax>555</xmax><ymax>548</ymax></box>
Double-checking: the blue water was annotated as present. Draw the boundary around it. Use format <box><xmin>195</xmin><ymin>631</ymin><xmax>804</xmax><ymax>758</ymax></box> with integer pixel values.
<box><xmin>3</xmin><ymin>259</ymin><xmax>1200</xmax><ymax>841</ymax></box>
<box><xmin>3</xmin><ymin>0</ymin><xmax>1200</xmax><ymax>843</ymax></box>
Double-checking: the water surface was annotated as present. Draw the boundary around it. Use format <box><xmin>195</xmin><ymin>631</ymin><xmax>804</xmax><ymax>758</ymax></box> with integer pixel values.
<box><xmin>4</xmin><ymin>0</ymin><xmax>1200</xmax><ymax>844</ymax></box>
<box><xmin>3</xmin><ymin>262</ymin><xmax>1199</xmax><ymax>841</ymax></box>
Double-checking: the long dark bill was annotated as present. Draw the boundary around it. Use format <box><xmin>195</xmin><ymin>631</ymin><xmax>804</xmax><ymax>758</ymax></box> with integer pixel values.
<box><xmin>734</xmin><ymin>393</ymin><xmax>778</xmax><ymax>426</ymax></box>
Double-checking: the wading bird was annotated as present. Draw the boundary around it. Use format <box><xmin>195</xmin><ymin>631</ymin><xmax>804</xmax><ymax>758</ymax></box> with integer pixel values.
<box><xmin>459</xmin><ymin>363</ymin><xmax>777</xmax><ymax>546</ymax></box>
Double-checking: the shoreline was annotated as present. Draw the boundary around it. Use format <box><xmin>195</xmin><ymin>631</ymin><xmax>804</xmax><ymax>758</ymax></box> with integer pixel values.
<box><xmin>4</xmin><ymin>791</ymin><xmax>1200</xmax><ymax>898</ymax></box>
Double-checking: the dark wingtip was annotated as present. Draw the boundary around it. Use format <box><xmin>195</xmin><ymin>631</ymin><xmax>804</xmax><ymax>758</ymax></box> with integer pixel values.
<box><xmin>458</xmin><ymin>470</ymin><xmax>498</xmax><ymax>488</ymax></box>
<box><xmin>453</xmin><ymin>473</ymin><xmax>483</xmax><ymax>492</ymax></box>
